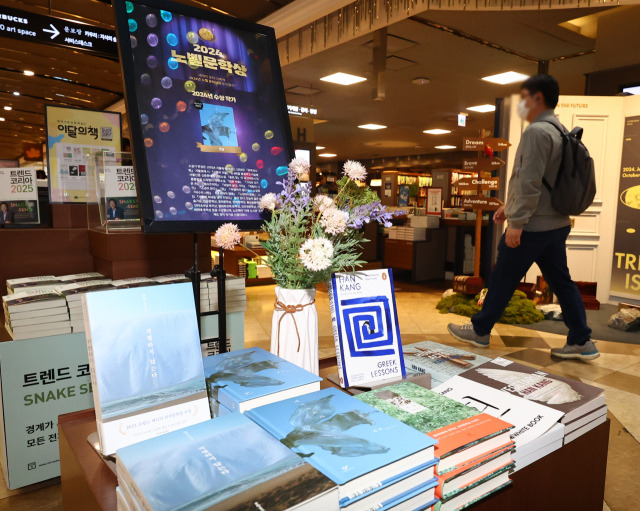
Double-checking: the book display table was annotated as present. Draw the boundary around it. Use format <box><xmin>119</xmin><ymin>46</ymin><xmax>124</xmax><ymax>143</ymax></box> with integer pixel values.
<box><xmin>59</xmin><ymin>358</ymin><xmax>610</xmax><ymax>511</ymax></box>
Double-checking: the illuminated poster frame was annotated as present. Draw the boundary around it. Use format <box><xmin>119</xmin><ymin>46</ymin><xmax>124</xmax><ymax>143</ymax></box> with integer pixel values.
<box><xmin>113</xmin><ymin>0</ymin><xmax>294</xmax><ymax>233</ymax></box>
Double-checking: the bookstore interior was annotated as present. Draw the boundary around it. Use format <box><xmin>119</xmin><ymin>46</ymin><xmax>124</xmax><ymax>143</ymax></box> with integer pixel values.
<box><xmin>1</xmin><ymin>1</ymin><xmax>640</xmax><ymax>511</ymax></box>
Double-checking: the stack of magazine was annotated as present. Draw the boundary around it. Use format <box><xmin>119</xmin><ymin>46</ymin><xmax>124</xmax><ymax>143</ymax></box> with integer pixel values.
<box><xmin>2</xmin><ymin>288</ymin><xmax>71</xmax><ymax>340</ymax></box>
<box><xmin>356</xmin><ymin>382</ymin><xmax>514</xmax><ymax>511</ymax></box>
<box><xmin>246</xmin><ymin>388</ymin><xmax>440</xmax><ymax>511</ymax></box>
<box><xmin>203</xmin><ymin>347</ymin><xmax>321</xmax><ymax>416</ymax></box>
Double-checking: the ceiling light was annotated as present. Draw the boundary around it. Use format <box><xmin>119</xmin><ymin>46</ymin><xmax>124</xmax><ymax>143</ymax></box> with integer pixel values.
<box><xmin>12</xmin><ymin>91</ymin><xmax>19</xmax><ymax>96</ymax></box>
<box><xmin>423</xmin><ymin>129</ymin><xmax>451</xmax><ymax>135</ymax></box>
<box><xmin>23</xmin><ymin>70</ymin><xmax>34</xmax><ymax>76</ymax></box>
<box><xmin>467</xmin><ymin>104</ymin><xmax>495</xmax><ymax>113</ymax></box>
<box><xmin>3</xmin><ymin>106</ymin><xmax>11</xmax><ymax>111</ymax></box>
<box><xmin>412</xmin><ymin>77</ymin><xmax>430</xmax><ymax>85</ymax></box>
<box><xmin>482</xmin><ymin>71</ymin><xmax>530</xmax><ymax>85</ymax></box>
<box><xmin>435</xmin><ymin>145</ymin><xmax>457</xmax><ymax>150</ymax></box>
<box><xmin>318</xmin><ymin>153</ymin><xmax>337</xmax><ymax>158</ymax></box>
<box><xmin>0</xmin><ymin>117</ymin><xmax>4</xmax><ymax>122</ymax></box>
<box><xmin>358</xmin><ymin>124</ymin><xmax>387</xmax><ymax>130</ymax></box>
<box><xmin>316</xmin><ymin>146</ymin><xmax>325</xmax><ymax>150</ymax></box>
<box><xmin>320</xmin><ymin>72</ymin><xmax>366</xmax><ymax>85</ymax></box>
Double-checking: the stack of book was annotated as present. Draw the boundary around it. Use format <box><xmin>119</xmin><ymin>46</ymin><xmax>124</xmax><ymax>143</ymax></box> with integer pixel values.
<box><xmin>56</xmin><ymin>280</ymin><xmax>114</xmax><ymax>333</ymax></box>
<box><xmin>111</xmin><ymin>277</ymin><xmax>159</xmax><ymax>289</ymax></box>
<box><xmin>6</xmin><ymin>275</ymin><xmax>62</xmax><ymax>294</ymax></box>
<box><xmin>403</xmin><ymin>341</ymin><xmax>491</xmax><ymax>387</ymax></box>
<box><xmin>356</xmin><ymin>382</ymin><xmax>514</xmax><ymax>511</ymax></box>
<box><xmin>246</xmin><ymin>388</ymin><xmax>439</xmax><ymax>511</ymax></box>
<box><xmin>83</xmin><ymin>283</ymin><xmax>211</xmax><ymax>455</ymax></box>
<box><xmin>151</xmin><ymin>274</ymin><xmax>190</xmax><ymax>285</ymax></box>
<box><xmin>389</xmin><ymin>227</ymin><xmax>427</xmax><ymax>241</ymax></box>
<box><xmin>206</xmin><ymin>275</ymin><xmax>247</xmax><ymax>314</ymax></box>
<box><xmin>511</xmin><ymin>422</ymin><xmax>564</xmax><ymax>472</ymax></box>
<box><xmin>203</xmin><ymin>347</ymin><xmax>321</xmax><ymax>416</ymax></box>
<box><xmin>3</xmin><ymin>288</ymin><xmax>71</xmax><ymax>340</ymax></box>
<box><xmin>115</xmin><ymin>414</ymin><xmax>339</xmax><ymax>511</ymax></box>
<box><xmin>57</xmin><ymin>272</ymin><xmax>105</xmax><ymax>284</ymax></box>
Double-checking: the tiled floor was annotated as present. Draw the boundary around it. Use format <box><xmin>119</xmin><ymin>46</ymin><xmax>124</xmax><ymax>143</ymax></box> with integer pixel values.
<box><xmin>2</xmin><ymin>280</ymin><xmax>638</xmax><ymax>510</ymax></box>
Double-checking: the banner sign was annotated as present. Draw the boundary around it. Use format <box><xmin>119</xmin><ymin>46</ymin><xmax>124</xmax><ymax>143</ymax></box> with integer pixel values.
<box><xmin>45</xmin><ymin>106</ymin><xmax>122</xmax><ymax>203</ymax></box>
<box><xmin>0</xmin><ymin>168</ymin><xmax>39</xmax><ymax>224</ymax></box>
<box><xmin>104</xmin><ymin>166</ymin><xmax>139</xmax><ymax>221</ymax></box>
<box><xmin>611</xmin><ymin>115</ymin><xmax>640</xmax><ymax>298</ymax></box>
<box><xmin>0</xmin><ymin>5</ymin><xmax>117</xmax><ymax>58</ymax></box>
<box><xmin>0</xmin><ymin>334</ymin><xmax>93</xmax><ymax>489</ymax></box>
<box><xmin>114</xmin><ymin>0</ymin><xmax>294</xmax><ymax>233</ymax></box>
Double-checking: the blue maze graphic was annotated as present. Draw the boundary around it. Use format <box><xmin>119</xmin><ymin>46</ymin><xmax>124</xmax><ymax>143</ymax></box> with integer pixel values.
<box><xmin>340</xmin><ymin>296</ymin><xmax>396</xmax><ymax>357</ymax></box>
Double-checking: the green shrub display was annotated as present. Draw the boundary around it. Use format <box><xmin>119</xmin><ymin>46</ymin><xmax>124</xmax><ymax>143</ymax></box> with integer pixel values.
<box><xmin>436</xmin><ymin>290</ymin><xmax>544</xmax><ymax>325</ymax></box>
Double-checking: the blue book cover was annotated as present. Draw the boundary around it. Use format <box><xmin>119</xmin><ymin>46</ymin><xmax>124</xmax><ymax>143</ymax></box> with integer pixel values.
<box><xmin>328</xmin><ymin>270</ymin><xmax>405</xmax><ymax>388</ymax></box>
<box><xmin>245</xmin><ymin>389</ymin><xmax>437</xmax><ymax>491</ymax></box>
<box><xmin>83</xmin><ymin>283</ymin><xmax>210</xmax><ymax>454</ymax></box>
<box><xmin>117</xmin><ymin>414</ymin><xmax>337</xmax><ymax>511</ymax></box>
<box><xmin>203</xmin><ymin>347</ymin><xmax>321</xmax><ymax>412</ymax></box>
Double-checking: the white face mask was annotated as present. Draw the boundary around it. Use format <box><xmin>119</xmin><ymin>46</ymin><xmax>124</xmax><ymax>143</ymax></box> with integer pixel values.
<box><xmin>517</xmin><ymin>98</ymin><xmax>530</xmax><ymax>120</ymax></box>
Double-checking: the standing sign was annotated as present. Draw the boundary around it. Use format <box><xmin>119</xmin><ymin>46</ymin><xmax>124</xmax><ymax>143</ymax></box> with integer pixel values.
<box><xmin>113</xmin><ymin>0</ymin><xmax>294</xmax><ymax>233</ymax></box>
<box><xmin>0</xmin><ymin>168</ymin><xmax>39</xmax><ymax>224</ymax></box>
<box><xmin>104</xmin><ymin>166</ymin><xmax>140</xmax><ymax>221</ymax></box>
<box><xmin>611</xmin><ymin>115</ymin><xmax>640</xmax><ymax>298</ymax></box>
<box><xmin>0</xmin><ymin>334</ymin><xmax>93</xmax><ymax>489</ymax></box>
<box><xmin>0</xmin><ymin>5</ymin><xmax>117</xmax><ymax>58</ymax></box>
<box><xmin>45</xmin><ymin>106</ymin><xmax>122</xmax><ymax>204</ymax></box>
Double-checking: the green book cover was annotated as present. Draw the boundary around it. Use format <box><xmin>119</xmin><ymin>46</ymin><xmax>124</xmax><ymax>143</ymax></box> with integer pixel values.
<box><xmin>355</xmin><ymin>381</ymin><xmax>479</xmax><ymax>434</ymax></box>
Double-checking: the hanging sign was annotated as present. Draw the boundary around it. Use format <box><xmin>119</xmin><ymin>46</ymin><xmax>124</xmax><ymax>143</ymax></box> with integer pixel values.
<box><xmin>461</xmin><ymin>196</ymin><xmax>503</xmax><ymax>211</ymax></box>
<box><xmin>463</xmin><ymin>137</ymin><xmax>511</xmax><ymax>152</ymax></box>
<box><xmin>456</xmin><ymin>177</ymin><xmax>500</xmax><ymax>191</ymax></box>
<box><xmin>462</xmin><ymin>157</ymin><xmax>505</xmax><ymax>172</ymax></box>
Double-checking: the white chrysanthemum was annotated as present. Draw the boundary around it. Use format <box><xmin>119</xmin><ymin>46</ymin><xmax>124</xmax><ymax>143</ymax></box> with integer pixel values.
<box><xmin>299</xmin><ymin>238</ymin><xmax>334</xmax><ymax>272</ymax></box>
<box><xmin>214</xmin><ymin>223</ymin><xmax>242</xmax><ymax>250</ymax></box>
<box><xmin>313</xmin><ymin>194</ymin><xmax>334</xmax><ymax>213</ymax></box>
<box><xmin>288</xmin><ymin>157</ymin><xmax>310</xmax><ymax>178</ymax></box>
<box><xmin>259</xmin><ymin>192</ymin><xmax>278</xmax><ymax>211</ymax></box>
<box><xmin>320</xmin><ymin>207</ymin><xmax>349</xmax><ymax>235</ymax></box>
<box><xmin>343</xmin><ymin>160</ymin><xmax>367</xmax><ymax>181</ymax></box>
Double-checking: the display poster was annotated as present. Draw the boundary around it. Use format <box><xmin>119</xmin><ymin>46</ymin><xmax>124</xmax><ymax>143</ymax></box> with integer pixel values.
<box><xmin>114</xmin><ymin>0</ymin><xmax>293</xmax><ymax>232</ymax></box>
<box><xmin>45</xmin><ymin>105</ymin><xmax>122</xmax><ymax>203</ymax></box>
<box><xmin>104</xmin><ymin>165</ymin><xmax>140</xmax><ymax>221</ymax></box>
<box><xmin>0</xmin><ymin>168</ymin><xmax>39</xmax><ymax>224</ymax></box>
<box><xmin>426</xmin><ymin>188</ymin><xmax>442</xmax><ymax>216</ymax></box>
<box><xmin>611</xmin><ymin>115</ymin><xmax>640</xmax><ymax>298</ymax></box>
<box><xmin>0</xmin><ymin>334</ymin><xmax>93</xmax><ymax>489</ymax></box>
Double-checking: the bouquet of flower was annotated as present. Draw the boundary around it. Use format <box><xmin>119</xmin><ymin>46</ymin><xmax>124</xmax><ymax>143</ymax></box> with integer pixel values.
<box><xmin>214</xmin><ymin>158</ymin><xmax>403</xmax><ymax>289</ymax></box>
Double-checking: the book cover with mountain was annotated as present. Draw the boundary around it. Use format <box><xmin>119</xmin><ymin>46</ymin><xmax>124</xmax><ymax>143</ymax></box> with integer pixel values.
<box><xmin>203</xmin><ymin>347</ymin><xmax>321</xmax><ymax>412</ymax></box>
<box><xmin>403</xmin><ymin>341</ymin><xmax>492</xmax><ymax>387</ymax></box>
<box><xmin>116</xmin><ymin>414</ymin><xmax>338</xmax><ymax>511</ymax></box>
<box><xmin>329</xmin><ymin>270</ymin><xmax>405</xmax><ymax>388</ymax></box>
<box><xmin>83</xmin><ymin>283</ymin><xmax>209</xmax><ymax>454</ymax></box>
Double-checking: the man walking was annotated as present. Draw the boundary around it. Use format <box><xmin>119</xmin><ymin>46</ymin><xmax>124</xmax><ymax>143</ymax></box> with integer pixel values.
<box><xmin>448</xmin><ymin>75</ymin><xmax>599</xmax><ymax>360</ymax></box>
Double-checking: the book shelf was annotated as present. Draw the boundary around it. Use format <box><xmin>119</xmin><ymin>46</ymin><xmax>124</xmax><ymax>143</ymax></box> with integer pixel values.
<box><xmin>431</xmin><ymin>169</ymin><xmax>475</xmax><ymax>207</ymax></box>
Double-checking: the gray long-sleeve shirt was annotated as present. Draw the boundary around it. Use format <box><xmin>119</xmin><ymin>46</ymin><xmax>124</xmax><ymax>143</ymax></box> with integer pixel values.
<box><xmin>505</xmin><ymin>110</ymin><xmax>572</xmax><ymax>232</ymax></box>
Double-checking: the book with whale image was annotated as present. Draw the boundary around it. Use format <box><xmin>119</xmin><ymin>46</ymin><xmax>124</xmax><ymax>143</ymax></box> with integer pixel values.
<box><xmin>203</xmin><ymin>347</ymin><xmax>321</xmax><ymax>413</ymax></box>
<box><xmin>116</xmin><ymin>413</ymin><xmax>338</xmax><ymax>511</ymax></box>
<box><xmin>83</xmin><ymin>283</ymin><xmax>210</xmax><ymax>455</ymax></box>
<box><xmin>245</xmin><ymin>388</ymin><xmax>437</xmax><ymax>506</ymax></box>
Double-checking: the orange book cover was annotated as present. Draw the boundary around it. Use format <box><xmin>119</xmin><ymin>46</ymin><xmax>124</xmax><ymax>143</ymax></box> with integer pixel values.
<box><xmin>430</xmin><ymin>413</ymin><xmax>513</xmax><ymax>459</ymax></box>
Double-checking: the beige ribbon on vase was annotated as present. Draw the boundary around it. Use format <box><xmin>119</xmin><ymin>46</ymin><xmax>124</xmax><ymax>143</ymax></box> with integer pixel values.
<box><xmin>274</xmin><ymin>299</ymin><xmax>315</xmax><ymax>356</ymax></box>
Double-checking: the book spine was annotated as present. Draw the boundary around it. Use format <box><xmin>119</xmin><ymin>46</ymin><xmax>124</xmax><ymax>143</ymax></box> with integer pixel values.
<box><xmin>82</xmin><ymin>295</ymin><xmax>104</xmax><ymax>425</ymax></box>
<box><xmin>328</xmin><ymin>276</ymin><xmax>347</xmax><ymax>388</ymax></box>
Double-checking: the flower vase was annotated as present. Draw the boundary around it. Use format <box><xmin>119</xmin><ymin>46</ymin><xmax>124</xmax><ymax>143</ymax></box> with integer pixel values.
<box><xmin>271</xmin><ymin>286</ymin><xmax>319</xmax><ymax>375</ymax></box>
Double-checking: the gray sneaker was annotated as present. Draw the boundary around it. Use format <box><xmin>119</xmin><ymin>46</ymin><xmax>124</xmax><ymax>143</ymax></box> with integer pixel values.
<box><xmin>447</xmin><ymin>323</ymin><xmax>490</xmax><ymax>348</ymax></box>
<box><xmin>550</xmin><ymin>340</ymin><xmax>600</xmax><ymax>361</ymax></box>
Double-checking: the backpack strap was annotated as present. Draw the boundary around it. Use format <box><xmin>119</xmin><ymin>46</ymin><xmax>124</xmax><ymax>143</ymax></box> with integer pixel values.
<box><xmin>538</xmin><ymin>120</ymin><xmax>566</xmax><ymax>192</ymax></box>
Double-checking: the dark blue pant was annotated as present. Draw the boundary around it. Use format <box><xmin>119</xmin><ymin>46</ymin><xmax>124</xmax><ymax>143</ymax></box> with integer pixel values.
<box><xmin>472</xmin><ymin>225</ymin><xmax>591</xmax><ymax>345</ymax></box>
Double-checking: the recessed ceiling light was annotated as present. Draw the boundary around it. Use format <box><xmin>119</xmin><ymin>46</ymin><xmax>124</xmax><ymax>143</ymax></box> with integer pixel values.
<box><xmin>358</xmin><ymin>124</ymin><xmax>387</xmax><ymax>130</ymax></box>
<box><xmin>12</xmin><ymin>91</ymin><xmax>20</xmax><ymax>96</ymax></box>
<box><xmin>316</xmin><ymin>146</ymin><xmax>325</xmax><ymax>150</ymax></box>
<box><xmin>4</xmin><ymin>106</ymin><xmax>11</xmax><ymax>111</ymax></box>
<box><xmin>320</xmin><ymin>72</ymin><xmax>367</xmax><ymax>85</ymax></box>
<box><xmin>423</xmin><ymin>129</ymin><xmax>451</xmax><ymax>135</ymax></box>
<box><xmin>482</xmin><ymin>71</ymin><xmax>530</xmax><ymax>85</ymax></box>
<box><xmin>23</xmin><ymin>70</ymin><xmax>34</xmax><ymax>76</ymax></box>
<box><xmin>411</xmin><ymin>77</ymin><xmax>430</xmax><ymax>85</ymax></box>
<box><xmin>435</xmin><ymin>145</ymin><xmax>457</xmax><ymax>150</ymax></box>
<box><xmin>467</xmin><ymin>104</ymin><xmax>495</xmax><ymax>113</ymax></box>
<box><xmin>318</xmin><ymin>153</ymin><xmax>337</xmax><ymax>158</ymax></box>
<box><xmin>0</xmin><ymin>117</ymin><xmax>5</xmax><ymax>122</ymax></box>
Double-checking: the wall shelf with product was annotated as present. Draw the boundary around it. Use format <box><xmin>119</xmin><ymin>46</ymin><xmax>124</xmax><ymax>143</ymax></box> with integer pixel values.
<box><xmin>381</xmin><ymin>170</ymin><xmax>436</xmax><ymax>208</ymax></box>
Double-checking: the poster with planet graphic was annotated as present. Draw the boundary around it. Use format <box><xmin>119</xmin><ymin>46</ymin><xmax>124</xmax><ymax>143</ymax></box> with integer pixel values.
<box><xmin>113</xmin><ymin>0</ymin><xmax>293</xmax><ymax>232</ymax></box>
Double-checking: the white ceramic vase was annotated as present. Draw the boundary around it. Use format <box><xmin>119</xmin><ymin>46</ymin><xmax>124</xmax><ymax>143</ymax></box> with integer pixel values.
<box><xmin>270</xmin><ymin>286</ymin><xmax>319</xmax><ymax>375</ymax></box>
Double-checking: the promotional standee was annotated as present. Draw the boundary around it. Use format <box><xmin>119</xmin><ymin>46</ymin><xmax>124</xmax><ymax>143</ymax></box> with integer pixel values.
<box><xmin>104</xmin><ymin>165</ymin><xmax>139</xmax><ymax>221</ymax></box>
<box><xmin>45</xmin><ymin>105</ymin><xmax>122</xmax><ymax>203</ymax></box>
<box><xmin>114</xmin><ymin>0</ymin><xmax>294</xmax><ymax>233</ymax></box>
<box><xmin>0</xmin><ymin>168</ymin><xmax>39</xmax><ymax>225</ymax></box>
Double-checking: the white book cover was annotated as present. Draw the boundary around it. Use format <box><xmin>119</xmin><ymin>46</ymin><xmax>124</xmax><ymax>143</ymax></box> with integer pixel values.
<box><xmin>328</xmin><ymin>270</ymin><xmax>405</xmax><ymax>388</ymax></box>
<box><xmin>432</xmin><ymin>376</ymin><xmax>564</xmax><ymax>448</ymax></box>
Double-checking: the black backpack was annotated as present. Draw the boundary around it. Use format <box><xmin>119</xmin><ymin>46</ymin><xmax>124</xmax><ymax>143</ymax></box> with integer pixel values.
<box><xmin>541</xmin><ymin>121</ymin><xmax>596</xmax><ymax>216</ymax></box>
